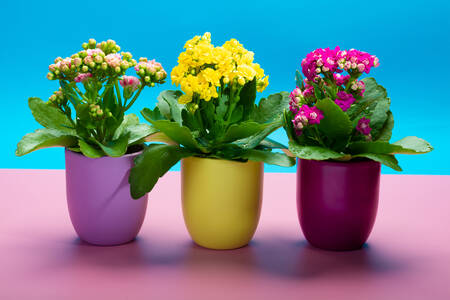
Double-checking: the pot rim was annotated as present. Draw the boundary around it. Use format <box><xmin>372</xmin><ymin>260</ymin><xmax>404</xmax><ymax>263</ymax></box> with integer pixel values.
<box><xmin>183</xmin><ymin>155</ymin><xmax>262</xmax><ymax>165</ymax></box>
<box><xmin>299</xmin><ymin>158</ymin><xmax>380</xmax><ymax>167</ymax></box>
<box><xmin>65</xmin><ymin>146</ymin><xmax>144</xmax><ymax>159</ymax></box>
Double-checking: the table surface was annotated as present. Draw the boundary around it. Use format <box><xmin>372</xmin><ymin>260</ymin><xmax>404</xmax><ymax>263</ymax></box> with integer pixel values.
<box><xmin>1</xmin><ymin>170</ymin><xmax>449</xmax><ymax>300</ymax></box>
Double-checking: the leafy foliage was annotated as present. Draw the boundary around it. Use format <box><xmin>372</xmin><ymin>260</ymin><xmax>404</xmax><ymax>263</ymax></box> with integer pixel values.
<box><xmin>286</xmin><ymin>75</ymin><xmax>433</xmax><ymax>171</ymax></box>
<box><xmin>129</xmin><ymin>81</ymin><xmax>294</xmax><ymax>199</ymax></box>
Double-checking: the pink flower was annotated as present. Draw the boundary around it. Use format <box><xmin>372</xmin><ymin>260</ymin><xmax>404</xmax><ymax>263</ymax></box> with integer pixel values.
<box><xmin>86</xmin><ymin>48</ymin><xmax>104</xmax><ymax>56</ymax></box>
<box><xmin>104</xmin><ymin>53</ymin><xmax>122</xmax><ymax>68</ymax></box>
<box><xmin>289</xmin><ymin>87</ymin><xmax>302</xmax><ymax>113</ymax></box>
<box><xmin>74</xmin><ymin>73</ymin><xmax>92</xmax><ymax>83</ymax></box>
<box><xmin>335</xmin><ymin>91</ymin><xmax>355</xmax><ymax>111</ymax></box>
<box><xmin>356</xmin><ymin>117</ymin><xmax>372</xmax><ymax>135</ymax></box>
<box><xmin>119</xmin><ymin>75</ymin><xmax>141</xmax><ymax>91</ymax></box>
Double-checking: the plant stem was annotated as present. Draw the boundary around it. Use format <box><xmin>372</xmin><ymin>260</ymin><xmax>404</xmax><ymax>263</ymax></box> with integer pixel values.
<box><xmin>124</xmin><ymin>85</ymin><xmax>144</xmax><ymax>111</ymax></box>
<box><xmin>73</xmin><ymin>85</ymin><xmax>89</xmax><ymax>102</ymax></box>
<box><xmin>115</xmin><ymin>82</ymin><xmax>122</xmax><ymax>107</ymax></box>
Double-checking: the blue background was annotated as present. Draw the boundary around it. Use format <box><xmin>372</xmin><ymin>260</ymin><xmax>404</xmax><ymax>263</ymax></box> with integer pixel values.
<box><xmin>2</xmin><ymin>0</ymin><xmax>449</xmax><ymax>174</ymax></box>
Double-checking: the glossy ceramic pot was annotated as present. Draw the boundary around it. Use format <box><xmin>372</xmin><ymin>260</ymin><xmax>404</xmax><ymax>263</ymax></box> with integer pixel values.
<box><xmin>65</xmin><ymin>149</ymin><xmax>148</xmax><ymax>246</ymax></box>
<box><xmin>297</xmin><ymin>158</ymin><xmax>381</xmax><ymax>251</ymax></box>
<box><xmin>181</xmin><ymin>157</ymin><xmax>263</xmax><ymax>250</ymax></box>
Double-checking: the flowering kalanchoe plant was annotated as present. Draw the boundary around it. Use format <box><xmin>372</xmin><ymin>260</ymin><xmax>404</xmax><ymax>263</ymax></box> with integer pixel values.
<box><xmin>129</xmin><ymin>33</ymin><xmax>294</xmax><ymax>199</ymax></box>
<box><xmin>16</xmin><ymin>39</ymin><xmax>167</xmax><ymax>158</ymax></box>
<box><xmin>284</xmin><ymin>47</ymin><xmax>432</xmax><ymax>170</ymax></box>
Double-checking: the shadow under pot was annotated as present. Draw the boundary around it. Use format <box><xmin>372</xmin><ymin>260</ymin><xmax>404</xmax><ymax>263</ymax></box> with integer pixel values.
<box><xmin>297</xmin><ymin>158</ymin><xmax>381</xmax><ymax>251</ymax></box>
<box><xmin>65</xmin><ymin>149</ymin><xmax>148</xmax><ymax>246</ymax></box>
<box><xmin>181</xmin><ymin>157</ymin><xmax>263</xmax><ymax>250</ymax></box>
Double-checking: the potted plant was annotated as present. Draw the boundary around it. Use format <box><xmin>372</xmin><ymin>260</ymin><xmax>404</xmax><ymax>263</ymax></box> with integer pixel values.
<box><xmin>129</xmin><ymin>33</ymin><xmax>295</xmax><ymax>250</ymax></box>
<box><xmin>284</xmin><ymin>47</ymin><xmax>433</xmax><ymax>251</ymax></box>
<box><xmin>16</xmin><ymin>38</ymin><xmax>167</xmax><ymax>246</ymax></box>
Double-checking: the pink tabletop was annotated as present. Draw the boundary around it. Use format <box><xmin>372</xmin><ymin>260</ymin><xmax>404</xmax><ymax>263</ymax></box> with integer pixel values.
<box><xmin>1</xmin><ymin>169</ymin><xmax>449</xmax><ymax>300</ymax></box>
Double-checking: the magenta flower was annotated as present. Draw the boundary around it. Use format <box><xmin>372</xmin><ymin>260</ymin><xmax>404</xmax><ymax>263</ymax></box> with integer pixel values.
<box><xmin>74</xmin><ymin>73</ymin><xmax>92</xmax><ymax>83</ymax></box>
<box><xmin>335</xmin><ymin>91</ymin><xmax>355</xmax><ymax>111</ymax></box>
<box><xmin>333</xmin><ymin>73</ymin><xmax>350</xmax><ymax>86</ymax></box>
<box><xmin>292</xmin><ymin>104</ymin><xmax>324</xmax><ymax>135</ymax></box>
<box><xmin>356</xmin><ymin>117</ymin><xmax>372</xmax><ymax>135</ymax></box>
<box><xmin>301</xmin><ymin>46</ymin><xmax>341</xmax><ymax>81</ymax></box>
<box><xmin>119</xmin><ymin>75</ymin><xmax>141</xmax><ymax>91</ymax></box>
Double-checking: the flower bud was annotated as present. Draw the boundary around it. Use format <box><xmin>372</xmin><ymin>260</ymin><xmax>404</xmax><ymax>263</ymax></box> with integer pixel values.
<box><xmin>114</xmin><ymin>66</ymin><xmax>121</xmax><ymax>73</ymax></box>
<box><xmin>94</xmin><ymin>55</ymin><xmax>103</xmax><ymax>63</ymax></box>
<box><xmin>139</xmin><ymin>57</ymin><xmax>148</xmax><ymax>62</ymax></box>
<box><xmin>49</xmin><ymin>64</ymin><xmax>56</xmax><ymax>72</ymax></box>
<box><xmin>144</xmin><ymin>76</ymin><xmax>151</xmax><ymax>82</ymax></box>
<box><xmin>89</xmin><ymin>62</ymin><xmax>95</xmax><ymax>68</ymax></box>
<box><xmin>73</xmin><ymin>58</ymin><xmax>82</xmax><ymax>67</ymax></box>
<box><xmin>138</xmin><ymin>69</ymin><xmax>145</xmax><ymax>76</ymax></box>
<box><xmin>82</xmin><ymin>43</ymin><xmax>88</xmax><ymax>49</ymax></box>
<box><xmin>223</xmin><ymin>77</ymin><xmax>230</xmax><ymax>84</ymax></box>
<box><xmin>47</xmin><ymin>72</ymin><xmax>54</xmax><ymax>80</ymax></box>
<box><xmin>101</xmin><ymin>62</ymin><xmax>108</xmax><ymax>70</ymax></box>
<box><xmin>88</xmin><ymin>38</ymin><xmax>96</xmax><ymax>47</ymax></box>
<box><xmin>120</xmin><ymin>61</ymin><xmax>129</xmax><ymax>69</ymax></box>
<box><xmin>82</xmin><ymin>66</ymin><xmax>89</xmax><ymax>72</ymax></box>
<box><xmin>237</xmin><ymin>77</ymin><xmax>246</xmax><ymax>86</ymax></box>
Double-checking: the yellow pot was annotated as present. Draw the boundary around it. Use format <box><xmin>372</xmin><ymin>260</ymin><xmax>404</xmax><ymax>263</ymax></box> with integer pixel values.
<box><xmin>181</xmin><ymin>156</ymin><xmax>263</xmax><ymax>250</ymax></box>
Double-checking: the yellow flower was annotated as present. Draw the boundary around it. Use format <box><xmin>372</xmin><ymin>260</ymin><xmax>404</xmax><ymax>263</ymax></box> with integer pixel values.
<box><xmin>237</xmin><ymin>64</ymin><xmax>257</xmax><ymax>81</ymax></box>
<box><xmin>171</xmin><ymin>32</ymin><xmax>268</xmax><ymax>103</ymax></box>
<box><xmin>257</xmin><ymin>76</ymin><xmax>269</xmax><ymax>93</ymax></box>
<box><xmin>179</xmin><ymin>94</ymin><xmax>192</xmax><ymax>104</ymax></box>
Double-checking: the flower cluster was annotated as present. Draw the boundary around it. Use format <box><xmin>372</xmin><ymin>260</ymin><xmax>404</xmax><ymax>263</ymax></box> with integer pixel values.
<box><xmin>135</xmin><ymin>58</ymin><xmax>167</xmax><ymax>86</ymax></box>
<box><xmin>292</xmin><ymin>104</ymin><xmax>323</xmax><ymax>135</ymax></box>
<box><xmin>289</xmin><ymin>47</ymin><xmax>380</xmax><ymax>137</ymax></box>
<box><xmin>89</xmin><ymin>103</ymin><xmax>112</xmax><ymax>120</ymax></box>
<box><xmin>301</xmin><ymin>46</ymin><xmax>379</xmax><ymax>82</ymax></box>
<box><xmin>171</xmin><ymin>32</ymin><xmax>269</xmax><ymax>104</ymax></box>
<box><xmin>47</xmin><ymin>39</ymin><xmax>139</xmax><ymax>82</ymax></box>
<box><xmin>48</xmin><ymin>88</ymin><xmax>67</xmax><ymax>107</ymax></box>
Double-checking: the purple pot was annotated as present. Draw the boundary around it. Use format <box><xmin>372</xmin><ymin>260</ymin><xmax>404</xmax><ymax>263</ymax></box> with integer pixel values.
<box><xmin>297</xmin><ymin>158</ymin><xmax>381</xmax><ymax>251</ymax></box>
<box><xmin>65</xmin><ymin>149</ymin><xmax>148</xmax><ymax>246</ymax></box>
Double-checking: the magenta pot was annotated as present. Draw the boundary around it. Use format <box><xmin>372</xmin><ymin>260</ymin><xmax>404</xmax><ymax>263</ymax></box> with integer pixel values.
<box><xmin>65</xmin><ymin>149</ymin><xmax>148</xmax><ymax>246</ymax></box>
<box><xmin>297</xmin><ymin>158</ymin><xmax>381</xmax><ymax>251</ymax></box>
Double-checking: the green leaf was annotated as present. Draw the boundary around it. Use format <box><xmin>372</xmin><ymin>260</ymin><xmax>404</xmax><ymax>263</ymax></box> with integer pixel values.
<box><xmin>392</xmin><ymin>136</ymin><xmax>433</xmax><ymax>154</ymax></box>
<box><xmin>16</xmin><ymin>128</ymin><xmax>77</xmax><ymax>156</ymax></box>
<box><xmin>157</xmin><ymin>90</ymin><xmax>184</xmax><ymax>125</ymax></box>
<box><xmin>258</xmin><ymin>137</ymin><xmax>288</xmax><ymax>149</ymax></box>
<box><xmin>315</xmin><ymin>98</ymin><xmax>352</xmax><ymax>148</ymax></box>
<box><xmin>233</xmin><ymin>119</ymin><xmax>282</xmax><ymax>150</ymax></box>
<box><xmin>348</xmin><ymin>77</ymin><xmax>388</xmax><ymax>119</ymax></box>
<box><xmin>129</xmin><ymin>144</ymin><xmax>192</xmax><ymax>199</ymax></box>
<box><xmin>28</xmin><ymin>98</ymin><xmax>75</xmax><ymax>134</ymax></box>
<box><xmin>229</xmin><ymin>105</ymin><xmax>244</xmax><ymax>123</ymax></box>
<box><xmin>240</xmin><ymin>149</ymin><xmax>296</xmax><ymax>167</ymax></box>
<box><xmin>142</xmin><ymin>109</ymin><xmax>205</xmax><ymax>151</ymax></box>
<box><xmin>222</xmin><ymin>121</ymin><xmax>266</xmax><ymax>143</ymax></box>
<box><xmin>288</xmin><ymin>140</ymin><xmax>346</xmax><ymax>160</ymax></box>
<box><xmin>251</xmin><ymin>92</ymin><xmax>290</xmax><ymax>123</ymax></box>
<box><xmin>239</xmin><ymin>79</ymin><xmax>257</xmax><ymax>120</ymax></box>
<box><xmin>369</xmin><ymin>98</ymin><xmax>390</xmax><ymax>137</ymax></box>
<box><xmin>376</xmin><ymin>111</ymin><xmax>394</xmax><ymax>142</ymax></box>
<box><xmin>349</xmin><ymin>137</ymin><xmax>433</xmax><ymax>155</ymax></box>
<box><xmin>113</xmin><ymin>114</ymin><xmax>157</xmax><ymax>144</ymax></box>
<box><xmin>216</xmin><ymin>93</ymin><xmax>229</xmax><ymax>119</ymax></box>
<box><xmin>295</xmin><ymin>70</ymin><xmax>304</xmax><ymax>88</ymax></box>
<box><xmin>353</xmin><ymin>153</ymin><xmax>402</xmax><ymax>171</ymax></box>
<box><xmin>79</xmin><ymin>139</ymin><xmax>104</xmax><ymax>158</ymax></box>
<box><xmin>95</xmin><ymin>133</ymin><xmax>130</xmax><ymax>157</ymax></box>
